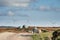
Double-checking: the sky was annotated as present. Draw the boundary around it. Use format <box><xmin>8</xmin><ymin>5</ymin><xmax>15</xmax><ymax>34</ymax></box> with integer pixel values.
<box><xmin>0</xmin><ymin>0</ymin><xmax>60</xmax><ymax>27</ymax></box>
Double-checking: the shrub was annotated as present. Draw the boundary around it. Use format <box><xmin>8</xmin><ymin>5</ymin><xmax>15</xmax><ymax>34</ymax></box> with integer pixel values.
<box><xmin>52</xmin><ymin>30</ymin><xmax>60</xmax><ymax>40</ymax></box>
<box><xmin>42</xmin><ymin>29</ymin><xmax>48</xmax><ymax>32</ymax></box>
<box><xmin>22</xmin><ymin>25</ymin><xmax>26</xmax><ymax>29</ymax></box>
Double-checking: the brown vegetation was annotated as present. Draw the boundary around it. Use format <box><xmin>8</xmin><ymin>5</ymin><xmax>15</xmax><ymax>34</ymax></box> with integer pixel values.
<box><xmin>0</xmin><ymin>26</ymin><xmax>60</xmax><ymax>33</ymax></box>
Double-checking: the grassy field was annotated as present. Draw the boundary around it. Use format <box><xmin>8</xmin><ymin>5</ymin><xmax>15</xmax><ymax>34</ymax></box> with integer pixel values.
<box><xmin>0</xmin><ymin>27</ymin><xmax>60</xmax><ymax>40</ymax></box>
<box><xmin>32</xmin><ymin>31</ymin><xmax>53</xmax><ymax>40</ymax></box>
<box><xmin>32</xmin><ymin>28</ymin><xmax>60</xmax><ymax>40</ymax></box>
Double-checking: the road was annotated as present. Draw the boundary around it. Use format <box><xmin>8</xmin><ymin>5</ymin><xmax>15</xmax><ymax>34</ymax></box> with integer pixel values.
<box><xmin>0</xmin><ymin>32</ymin><xmax>33</xmax><ymax>40</ymax></box>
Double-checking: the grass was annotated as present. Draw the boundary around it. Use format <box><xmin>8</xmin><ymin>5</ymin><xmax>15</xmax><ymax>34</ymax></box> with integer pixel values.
<box><xmin>32</xmin><ymin>31</ymin><xmax>53</xmax><ymax>40</ymax></box>
<box><xmin>40</xmin><ymin>32</ymin><xmax>53</xmax><ymax>37</ymax></box>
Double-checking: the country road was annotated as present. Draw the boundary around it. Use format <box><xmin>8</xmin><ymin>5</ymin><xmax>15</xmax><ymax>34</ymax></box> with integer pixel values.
<box><xmin>0</xmin><ymin>32</ymin><xmax>33</xmax><ymax>40</ymax></box>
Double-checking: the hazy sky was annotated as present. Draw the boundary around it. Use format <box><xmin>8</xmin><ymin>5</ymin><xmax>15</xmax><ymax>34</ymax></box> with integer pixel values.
<box><xmin>0</xmin><ymin>0</ymin><xmax>60</xmax><ymax>26</ymax></box>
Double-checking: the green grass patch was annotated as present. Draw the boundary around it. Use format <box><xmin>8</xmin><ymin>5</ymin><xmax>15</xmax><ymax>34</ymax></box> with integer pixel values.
<box><xmin>32</xmin><ymin>31</ymin><xmax>53</xmax><ymax>40</ymax></box>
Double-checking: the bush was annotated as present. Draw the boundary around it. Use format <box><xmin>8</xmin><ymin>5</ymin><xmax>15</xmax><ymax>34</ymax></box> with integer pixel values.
<box><xmin>22</xmin><ymin>25</ymin><xmax>26</xmax><ymax>29</ymax></box>
<box><xmin>52</xmin><ymin>30</ymin><xmax>60</xmax><ymax>40</ymax></box>
<box><xmin>57</xmin><ymin>36</ymin><xmax>60</xmax><ymax>40</ymax></box>
<box><xmin>42</xmin><ymin>29</ymin><xmax>48</xmax><ymax>32</ymax></box>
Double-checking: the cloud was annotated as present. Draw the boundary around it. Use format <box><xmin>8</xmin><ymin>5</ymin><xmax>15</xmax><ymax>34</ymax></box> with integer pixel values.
<box><xmin>51</xmin><ymin>7</ymin><xmax>60</xmax><ymax>12</ymax></box>
<box><xmin>0</xmin><ymin>13</ymin><xmax>7</xmax><ymax>16</ymax></box>
<box><xmin>8</xmin><ymin>11</ymin><xmax>14</xmax><ymax>16</ymax></box>
<box><xmin>39</xmin><ymin>6</ymin><xmax>60</xmax><ymax>12</ymax></box>
<box><xmin>0</xmin><ymin>0</ymin><xmax>32</xmax><ymax>7</ymax></box>
<box><xmin>0</xmin><ymin>10</ymin><xmax>29</xmax><ymax>17</ymax></box>
<box><xmin>0</xmin><ymin>11</ymin><xmax>14</xmax><ymax>16</ymax></box>
<box><xmin>18</xmin><ymin>14</ymin><xmax>29</xmax><ymax>17</ymax></box>
<box><xmin>39</xmin><ymin>6</ymin><xmax>51</xmax><ymax>11</ymax></box>
<box><xmin>8</xmin><ymin>11</ymin><xmax>29</xmax><ymax>17</ymax></box>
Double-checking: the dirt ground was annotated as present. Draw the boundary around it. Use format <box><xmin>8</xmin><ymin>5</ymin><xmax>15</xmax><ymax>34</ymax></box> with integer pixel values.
<box><xmin>0</xmin><ymin>32</ymin><xmax>33</xmax><ymax>40</ymax></box>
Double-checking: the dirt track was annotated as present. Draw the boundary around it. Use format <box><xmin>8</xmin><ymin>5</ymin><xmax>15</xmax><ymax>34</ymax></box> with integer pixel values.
<box><xmin>0</xmin><ymin>32</ymin><xmax>32</xmax><ymax>40</ymax></box>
